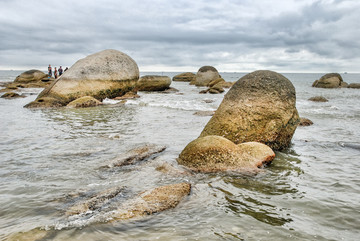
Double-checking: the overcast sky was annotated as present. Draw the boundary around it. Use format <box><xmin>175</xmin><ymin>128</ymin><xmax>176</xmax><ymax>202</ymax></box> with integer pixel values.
<box><xmin>0</xmin><ymin>0</ymin><xmax>359</xmax><ymax>73</ymax></box>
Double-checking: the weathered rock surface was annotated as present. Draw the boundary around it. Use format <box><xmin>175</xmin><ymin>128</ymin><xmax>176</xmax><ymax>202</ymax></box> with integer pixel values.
<box><xmin>194</xmin><ymin>66</ymin><xmax>220</xmax><ymax>86</ymax></box>
<box><xmin>66</xmin><ymin>96</ymin><xmax>102</xmax><ymax>108</ymax></box>
<box><xmin>113</xmin><ymin>91</ymin><xmax>140</xmax><ymax>100</ymax></box>
<box><xmin>172</xmin><ymin>72</ymin><xmax>195</xmax><ymax>82</ymax></box>
<box><xmin>299</xmin><ymin>117</ymin><xmax>314</xmax><ymax>126</ymax></box>
<box><xmin>312</xmin><ymin>73</ymin><xmax>347</xmax><ymax>88</ymax></box>
<box><xmin>104</xmin><ymin>144</ymin><xmax>167</xmax><ymax>168</ymax></box>
<box><xmin>308</xmin><ymin>96</ymin><xmax>328</xmax><ymax>102</ymax></box>
<box><xmin>24</xmin><ymin>49</ymin><xmax>139</xmax><ymax>108</ymax></box>
<box><xmin>136</xmin><ymin>75</ymin><xmax>171</xmax><ymax>91</ymax></box>
<box><xmin>66</xmin><ymin>186</ymin><xmax>125</xmax><ymax>215</ymax></box>
<box><xmin>347</xmin><ymin>83</ymin><xmax>360</xmax><ymax>89</ymax></box>
<box><xmin>200</xmin><ymin>70</ymin><xmax>299</xmax><ymax>150</ymax></box>
<box><xmin>112</xmin><ymin>182</ymin><xmax>191</xmax><ymax>221</ymax></box>
<box><xmin>178</xmin><ymin>135</ymin><xmax>275</xmax><ymax>173</ymax></box>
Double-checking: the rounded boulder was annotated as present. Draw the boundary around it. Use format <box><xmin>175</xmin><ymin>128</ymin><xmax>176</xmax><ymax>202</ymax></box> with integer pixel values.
<box><xmin>136</xmin><ymin>75</ymin><xmax>171</xmax><ymax>91</ymax></box>
<box><xmin>194</xmin><ymin>66</ymin><xmax>220</xmax><ymax>86</ymax></box>
<box><xmin>199</xmin><ymin>70</ymin><xmax>299</xmax><ymax>150</ymax></box>
<box><xmin>178</xmin><ymin>135</ymin><xmax>275</xmax><ymax>173</ymax></box>
<box><xmin>172</xmin><ymin>72</ymin><xmax>195</xmax><ymax>82</ymax></box>
<box><xmin>312</xmin><ymin>73</ymin><xmax>347</xmax><ymax>88</ymax></box>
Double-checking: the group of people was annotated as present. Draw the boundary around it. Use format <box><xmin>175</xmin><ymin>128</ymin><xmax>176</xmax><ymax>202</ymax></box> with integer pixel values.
<box><xmin>48</xmin><ymin>65</ymin><xmax>68</xmax><ymax>78</ymax></box>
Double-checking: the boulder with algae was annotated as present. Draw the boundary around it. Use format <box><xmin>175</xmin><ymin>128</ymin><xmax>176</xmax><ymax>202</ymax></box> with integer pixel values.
<box><xmin>24</xmin><ymin>49</ymin><xmax>139</xmax><ymax>108</ymax></box>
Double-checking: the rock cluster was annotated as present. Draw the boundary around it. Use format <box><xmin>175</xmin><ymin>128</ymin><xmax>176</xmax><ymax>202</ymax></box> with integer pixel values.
<box><xmin>24</xmin><ymin>49</ymin><xmax>139</xmax><ymax>108</ymax></box>
<box><xmin>312</xmin><ymin>73</ymin><xmax>347</xmax><ymax>88</ymax></box>
<box><xmin>194</xmin><ymin>66</ymin><xmax>220</xmax><ymax>86</ymax></box>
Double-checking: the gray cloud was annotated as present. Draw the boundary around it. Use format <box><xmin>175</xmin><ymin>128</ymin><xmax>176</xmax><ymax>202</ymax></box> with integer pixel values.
<box><xmin>0</xmin><ymin>0</ymin><xmax>359</xmax><ymax>72</ymax></box>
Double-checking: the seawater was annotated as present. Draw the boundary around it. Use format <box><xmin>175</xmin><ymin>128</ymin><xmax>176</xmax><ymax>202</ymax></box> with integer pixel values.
<box><xmin>0</xmin><ymin>70</ymin><xmax>359</xmax><ymax>240</ymax></box>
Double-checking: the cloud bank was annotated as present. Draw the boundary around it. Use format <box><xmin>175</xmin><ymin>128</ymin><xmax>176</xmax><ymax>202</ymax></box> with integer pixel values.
<box><xmin>0</xmin><ymin>0</ymin><xmax>359</xmax><ymax>72</ymax></box>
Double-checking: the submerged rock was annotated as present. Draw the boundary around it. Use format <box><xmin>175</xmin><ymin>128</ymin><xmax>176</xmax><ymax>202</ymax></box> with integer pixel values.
<box><xmin>347</xmin><ymin>83</ymin><xmax>360</xmax><ymax>89</ymax></box>
<box><xmin>112</xmin><ymin>182</ymin><xmax>191</xmax><ymax>221</ymax></box>
<box><xmin>312</xmin><ymin>73</ymin><xmax>347</xmax><ymax>88</ymax></box>
<box><xmin>194</xmin><ymin>66</ymin><xmax>220</xmax><ymax>86</ymax></box>
<box><xmin>24</xmin><ymin>49</ymin><xmax>139</xmax><ymax>108</ymax></box>
<box><xmin>299</xmin><ymin>117</ymin><xmax>314</xmax><ymax>126</ymax></box>
<box><xmin>66</xmin><ymin>186</ymin><xmax>125</xmax><ymax>215</ymax></box>
<box><xmin>104</xmin><ymin>144</ymin><xmax>167</xmax><ymax>168</ymax></box>
<box><xmin>66</xmin><ymin>96</ymin><xmax>102</xmax><ymax>108</ymax></box>
<box><xmin>136</xmin><ymin>75</ymin><xmax>171</xmax><ymax>91</ymax></box>
<box><xmin>308</xmin><ymin>96</ymin><xmax>328</xmax><ymax>102</ymax></box>
<box><xmin>178</xmin><ymin>135</ymin><xmax>275</xmax><ymax>173</ymax></box>
<box><xmin>172</xmin><ymin>72</ymin><xmax>195</xmax><ymax>82</ymax></box>
<box><xmin>200</xmin><ymin>70</ymin><xmax>299</xmax><ymax>150</ymax></box>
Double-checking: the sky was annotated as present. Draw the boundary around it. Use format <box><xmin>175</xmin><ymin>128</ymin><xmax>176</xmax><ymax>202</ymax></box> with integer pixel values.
<box><xmin>0</xmin><ymin>0</ymin><xmax>359</xmax><ymax>73</ymax></box>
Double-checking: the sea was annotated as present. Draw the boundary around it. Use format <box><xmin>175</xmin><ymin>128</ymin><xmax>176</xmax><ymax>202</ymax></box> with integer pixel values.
<box><xmin>0</xmin><ymin>70</ymin><xmax>359</xmax><ymax>240</ymax></box>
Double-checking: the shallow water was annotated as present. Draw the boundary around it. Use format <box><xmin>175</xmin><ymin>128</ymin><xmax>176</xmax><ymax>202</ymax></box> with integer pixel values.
<box><xmin>1</xmin><ymin>71</ymin><xmax>359</xmax><ymax>240</ymax></box>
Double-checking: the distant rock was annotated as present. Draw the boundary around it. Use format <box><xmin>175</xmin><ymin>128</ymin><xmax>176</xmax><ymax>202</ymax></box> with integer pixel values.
<box><xmin>194</xmin><ymin>66</ymin><xmax>220</xmax><ymax>86</ymax></box>
<box><xmin>136</xmin><ymin>75</ymin><xmax>171</xmax><ymax>91</ymax></box>
<box><xmin>66</xmin><ymin>96</ymin><xmax>102</xmax><ymax>108</ymax></box>
<box><xmin>347</xmin><ymin>83</ymin><xmax>360</xmax><ymax>89</ymax></box>
<box><xmin>312</xmin><ymin>73</ymin><xmax>348</xmax><ymax>88</ymax></box>
<box><xmin>1</xmin><ymin>92</ymin><xmax>25</xmax><ymax>99</ymax></box>
<box><xmin>14</xmin><ymin>69</ymin><xmax>48</xmax><ymax>84</ymax></box>
<box><xmin>24</xmin><ymin>49</ymin><xmax>139</xmax><ymax>108</ymax></box>
<box><xmin>308</xmin><ymin>96</ymin><xmax>328</xmax><ymax>102</ymax></box>
<box><xmin>177</xmin><ymin>135</ymin><xmax>275</xmax><ymax>173</ymax></box>
<box><xmin>200</xmin><ymin>70</ymin><xmax>299</xmax><ymax>150</ymax></box>
<box><xmin>172</xmin><ymin>72</ymin><xmax>195</xmax><ymax>82</ymax></box>
<box><xmin>299</xmin><ymin>117</ymin><xmax>314</xmax><ymax>126</ymax></box>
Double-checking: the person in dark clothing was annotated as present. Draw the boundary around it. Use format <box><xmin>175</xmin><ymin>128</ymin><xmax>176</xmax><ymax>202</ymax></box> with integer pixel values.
<box><xmin>58</xmin><ymin>66</ymin><xmax>63</xmax><ymax>76</ymax></box>
<box><xmin>48</xmin><ymin>64</ymin><xmax>52</xmax><ymax>77</ymax></box>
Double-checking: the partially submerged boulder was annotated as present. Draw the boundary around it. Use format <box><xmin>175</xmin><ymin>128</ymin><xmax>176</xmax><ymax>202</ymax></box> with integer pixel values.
<box><xmin>14</xmin><ymin>69</ymin><xmax>48</xmax><ymax>84</ymax></box>
<box><xmin>24</xmin><ymin>49</ymin><xmax>139</xmax><ymax>108</ymax></box>
<box><xmin>299</xmin><ymin>118</ymin><xmax>314</xmax><ymax>126</ymax></box>
<box><xmin>172</xmin><ymin>72</ymin><xmax>195</xmax><ymax>82</ymax></box>
<box><xmin>347</xmin><ymin>83</ymin><xmax>360</xmax><ymax>89</ymax></box>
<box><xmin>194</xmin><ymin>66</ymin><xmax>220</xmax><ymax>86</ymax></box>
<box><xmin>136</xmin><ymin>75</ymin><xmax>171</xmax><ymax>91</ymax></box>
<box><xmin>103</xmin><ymin>144</ymin><xmax>167</xmax><ymax>168</ymax></box>
<box><xmin>113</xmin><ymin>182</ymin><xmax>191</xmax><ymax>221</ymax></box>
<box><xmin>66</xmin><ymin>96</ymin><xmax>102</xmax><ymax>108</ymax></box>
<box><xmin>308</xmin><ymin>96</ymin><xmax>328</xmax><ymax>102</ymax></box>
<box><xmin>177</xmin><ymin>135</ymin><xmax>275</xmax><ymax>173</ymax></box>
<box><xmin>200</xmin><ymin>70</ymin><xmax>299</xmax><ymax>150</ymax></box>
<box><xmin>312</xmin><ymin>73</ymin><xmax>347</xmax><ymax>88</ymax></box>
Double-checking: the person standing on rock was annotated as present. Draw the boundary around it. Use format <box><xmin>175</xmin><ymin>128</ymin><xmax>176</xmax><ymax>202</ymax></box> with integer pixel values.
<box><xmin>48</xmin><ymin>64</ymin><xmax>52</xmax><ymax>77</ymax></box>
<box><xmin>54</xmin><ymin>67</ymin><xmax>58</xmax><ymax>79</ymax></box>
<box><xmin>58</xmin><ymin>66</ymin><xmax>63</xmax><ymax>76</ymax></box>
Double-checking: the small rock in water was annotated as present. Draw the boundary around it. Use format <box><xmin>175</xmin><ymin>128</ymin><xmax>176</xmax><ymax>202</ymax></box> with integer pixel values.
<box><xmin>104</xmin><ymin>144</ymin><xmax>167</xmax><ymax>168</ymax></box>
<box><xmin>308</xmin><ymin>96</ymin><xmax>328</xmax><ymax>102</ymax></box>
<box><xmin>299</xmin><ymin>117</ymin><xmax>314</xmax><ymax>126</ymax></box>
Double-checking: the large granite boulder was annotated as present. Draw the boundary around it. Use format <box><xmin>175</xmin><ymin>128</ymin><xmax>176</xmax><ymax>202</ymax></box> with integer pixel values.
<box><xmin>194</xmin><ymin>66</ymin><xmax>220</xmax><ymax>86</ymax></box>
<box><xmin>136</xmin><ymin>75</ymin><xmax>171</xmax><ymax>91</ymax></box>
<box><xmin>24</xmin><ymin>49</ymin><xmax>139</xmax><ymax>108</ymax></box>
<box><xmin>312</xmin><ymin>73</ymin><xmax>347</xmax><ymax>88</ymax></box>
<box><xmin>199</xmin><ymin>70</ymin><xmax>299</xmax><ymax>150</ymax></box>
<box><xmin>177</xmin><ymin>135</ymin><xmax>275</xmax><ymax>173</ymax></box>
<box><xmin>172</xmin><ymin>72</ymin><xmax>195</xmax><ymax>82</ymax></box>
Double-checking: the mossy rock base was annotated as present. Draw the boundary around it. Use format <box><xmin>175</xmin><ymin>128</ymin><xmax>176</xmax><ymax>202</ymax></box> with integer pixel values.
<box><xmin>66</xmin><ymin>96</ymin><xmax>102</xmax><ymax>108</ymax></box>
